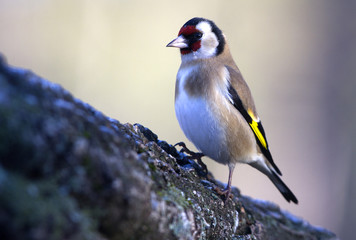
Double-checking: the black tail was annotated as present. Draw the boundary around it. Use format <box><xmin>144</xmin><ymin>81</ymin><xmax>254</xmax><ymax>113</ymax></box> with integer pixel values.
<box><xmin>250</xmin><ymin>161</ymin><xmax>298</xmax><ymax>204</ymax></box>
<box><xmin>269</xmin><ymin>171</ymin><xmax>298</xmax><ymax>204</ymax></box>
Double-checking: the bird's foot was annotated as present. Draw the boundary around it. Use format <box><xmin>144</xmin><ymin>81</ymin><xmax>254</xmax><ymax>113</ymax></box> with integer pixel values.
<box><xmin>174</xmin><ymin>142</ymin><xmax>207</xmax><ymax>176</ymax></box>
<box><xmin>214</xmin><ymin>186</ymin><xmax>232</xmax><ymax>203</ymax></box>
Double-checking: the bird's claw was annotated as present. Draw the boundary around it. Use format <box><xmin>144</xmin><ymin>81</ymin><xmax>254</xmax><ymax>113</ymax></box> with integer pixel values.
<box><xmin>174</xmin><ymin>142</ymin><xmax>208</xmax><ymax>176</ymax></box>
<box><xmin>214</xmin><ymin>186</ymin><xmax>232</xmax><ymax>203</ymax></box>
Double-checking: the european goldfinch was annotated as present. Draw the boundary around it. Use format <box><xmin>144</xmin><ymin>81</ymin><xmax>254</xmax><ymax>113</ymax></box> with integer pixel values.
<box><xmin>167</xmin><ymin>17</ymin><xmax>298</xmax><ymax>204</ymax></box>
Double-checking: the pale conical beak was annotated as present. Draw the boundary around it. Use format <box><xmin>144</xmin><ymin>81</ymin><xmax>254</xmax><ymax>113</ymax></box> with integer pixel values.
<box><xmin>166</xmin><ymin>35</ymin><xmax>188</xmax><ymax>48</ymax></box>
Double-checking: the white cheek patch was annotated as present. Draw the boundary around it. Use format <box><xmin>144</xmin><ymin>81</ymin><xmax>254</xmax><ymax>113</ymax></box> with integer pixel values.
<box><xmin>195</xmin><ymin>21</ymin><xmax>219</xmax><ymax>58</ymax></box>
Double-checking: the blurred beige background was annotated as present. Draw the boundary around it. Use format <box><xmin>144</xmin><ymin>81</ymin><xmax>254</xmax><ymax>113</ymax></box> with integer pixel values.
<box><xmin>1</xmin><ymin>0</ymin><xmax>355</xmax><ymax>238</ymax></box>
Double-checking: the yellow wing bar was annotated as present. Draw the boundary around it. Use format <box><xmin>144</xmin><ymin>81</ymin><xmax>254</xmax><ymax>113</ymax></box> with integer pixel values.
<box><xmin>227</xmin><ymin>82</ymin><xmax>281</xmax><ymax>175</ymax></box>
<box><xmin>249</xmin><ymin>120</ymin><xmax>267</xmax><ymax>149</ymax></box>
<box><xmin>247</xmin><ymin>109</ymin><xmax>267</xmax><ymax>149</ymax></box>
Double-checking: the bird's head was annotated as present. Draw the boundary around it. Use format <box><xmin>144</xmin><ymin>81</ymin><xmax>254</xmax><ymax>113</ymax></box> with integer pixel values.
<box><xmin>167</xmin><ymin>17</ymin><xmax>226</xmax><ymax>61</ymax></box>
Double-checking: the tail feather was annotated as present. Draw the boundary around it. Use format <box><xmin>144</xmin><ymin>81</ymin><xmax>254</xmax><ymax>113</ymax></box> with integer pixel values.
<box><xmin>269</xmin><ymin>171</ymin><xmax>298</xmax><ymax>204</ymax></box>
<box><xmin>249</xmin><ymin>161</ymin><xmax>298</xmax><ymax>204</ymax></box>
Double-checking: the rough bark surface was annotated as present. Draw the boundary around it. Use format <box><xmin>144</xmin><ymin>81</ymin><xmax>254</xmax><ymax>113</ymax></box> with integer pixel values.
<box><xmin>0</xmin><ymin>55</ymin><xmax>337</xmax><ymax>240</ymax></box>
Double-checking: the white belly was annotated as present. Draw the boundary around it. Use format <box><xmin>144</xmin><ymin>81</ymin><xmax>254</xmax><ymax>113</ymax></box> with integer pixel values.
<box><xmin>175</xmin><ymin>91</ymin><xmax>230</xmax><ymax>164</ymax></box>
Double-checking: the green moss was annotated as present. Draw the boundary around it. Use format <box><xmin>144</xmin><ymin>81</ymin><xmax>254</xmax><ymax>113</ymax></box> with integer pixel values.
<box><xmin>163</xmin><ymin>185</ymin><xmax>190</xmax><ymax>208</ymax></box>
<box><xmin>148</xmin><ymin>162</ymin><xmax>156</xmax><ymax>172</ymax></box>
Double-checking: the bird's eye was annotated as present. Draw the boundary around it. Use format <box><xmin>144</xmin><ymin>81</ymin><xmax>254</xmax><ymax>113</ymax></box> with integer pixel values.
<box><xmin>194</xmin><ymin>32</ymin><xmax>203</xmax><ymax>39</ymax></box>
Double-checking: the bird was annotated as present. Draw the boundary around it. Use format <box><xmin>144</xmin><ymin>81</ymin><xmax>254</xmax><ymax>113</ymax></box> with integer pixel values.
<box><xmin>166</xmin><ymin>17</ymin><xmax>298</xmax><ymax>204</ymax></box>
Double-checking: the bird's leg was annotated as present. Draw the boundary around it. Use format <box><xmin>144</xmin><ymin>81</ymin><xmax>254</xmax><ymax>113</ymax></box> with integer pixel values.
<box><xmin>215</xmin><ymin>163</ymin><xmax>235</xmax><ymax>202</ymax></box>
<box><xmin>224</xmin><ymin>164</ymin><xmax>235</xmax><ymax>201</ymax></box>
<box><xmin>174</xmin><ymin>142</ymin><xmax>207</xmax><ymax>175</ymax></box>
